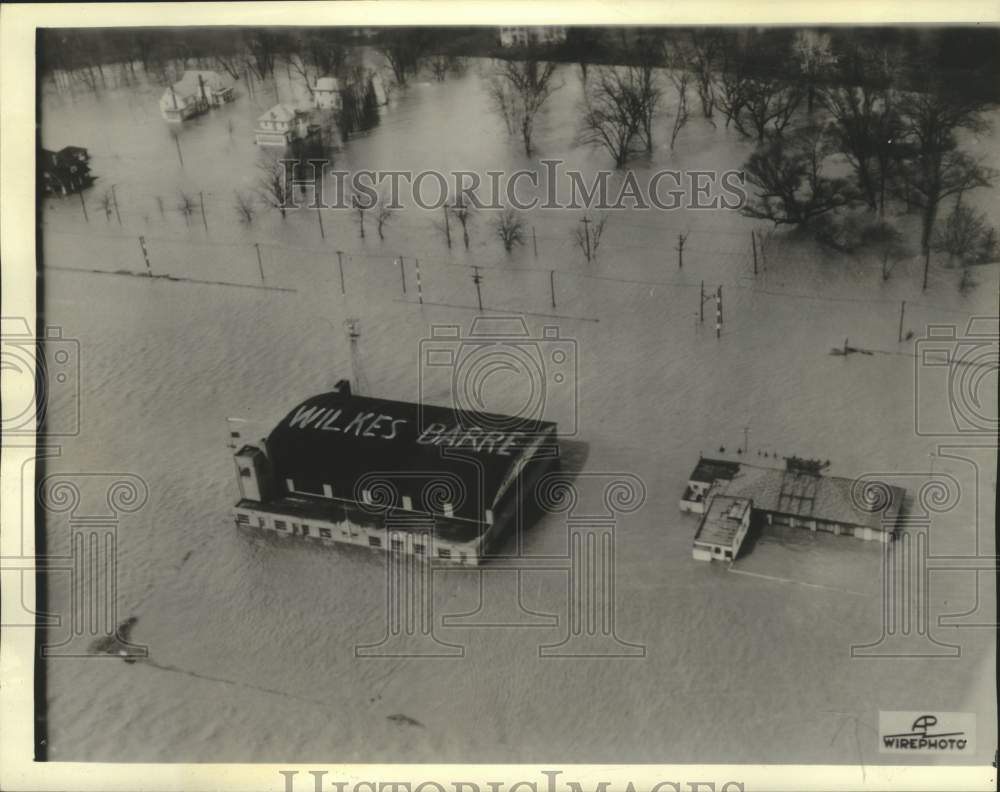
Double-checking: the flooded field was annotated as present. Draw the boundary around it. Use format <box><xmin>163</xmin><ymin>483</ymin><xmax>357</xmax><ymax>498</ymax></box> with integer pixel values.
<box><xmin>38</xmin><ymin>56</ymin><xmax>997</xmax><ymax>765</ymax></box>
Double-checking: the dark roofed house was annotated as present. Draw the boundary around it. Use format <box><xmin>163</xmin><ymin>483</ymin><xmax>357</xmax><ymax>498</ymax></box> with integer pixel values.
<box><xmin>40</xmin><ymin>146</ymin><xmax>95</xmax><ymax>196</ymax></box>
<box><xmin>232</xmin><ymin>384</ymin><xmax>559</xmax><ymax>565</ymax></box>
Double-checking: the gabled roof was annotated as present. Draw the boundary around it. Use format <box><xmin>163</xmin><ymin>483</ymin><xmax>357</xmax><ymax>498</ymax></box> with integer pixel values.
<box><xmin>172</xmin><ymin>70</ymin><xmax>230</xmax><ymax>94</ymax></box>
<box><xmin>257</xmin><ymin>104</ymin><xmax>300</xmax><ymax>123</ymax></box>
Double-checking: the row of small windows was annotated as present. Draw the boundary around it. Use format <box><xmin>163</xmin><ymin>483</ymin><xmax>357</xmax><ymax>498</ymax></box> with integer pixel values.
<box><xmin>286</xmin><ymin>478</ymin><xmax>491</xmax><ymax>523</ymax></box>
<box><xmin>236</xmin><ymin>511</ymin><xmax>468</xmax><ymax>560</ymax></box>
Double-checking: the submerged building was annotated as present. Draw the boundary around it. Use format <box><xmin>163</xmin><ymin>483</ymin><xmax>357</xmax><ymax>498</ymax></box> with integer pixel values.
<box><xmin>159</xmin><ymin>70</ymin><xmax>234</xmax><ymax>122</ymax></box>
<box><xmin>231</xmin><ymin>383</ymin><xmax>559</xmax><ymax>565</ymax></box>
<box><xmin>682</xmin><ymin>457</ymin><xmax>906</xmax><ymax>562</ymax></box>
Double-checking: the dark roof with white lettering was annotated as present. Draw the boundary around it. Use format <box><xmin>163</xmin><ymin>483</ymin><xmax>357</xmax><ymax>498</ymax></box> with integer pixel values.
<box><xmin>265</xmin><ymin>391</ymin><xmax>558</xmax><ymax>523</ymax></box>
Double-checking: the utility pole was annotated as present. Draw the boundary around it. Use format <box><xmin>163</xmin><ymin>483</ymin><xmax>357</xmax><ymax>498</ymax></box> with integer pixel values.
<box><xmin>472</xmin><ymin>266</ymin><xmax>483</xmax><ymax>311</ymax></box>
<box><xmin>78</xmin><ymin>190</ymin><xmax>88</xmax><ymax>222</ymax></box>
<box><xmin>414</xmin><ymin>258</ymin><xmax>424</xmax><ymax>304</ymax></box>
<box><xmin>898</xmin><ymin>300</ymin><xmax>906</xmax><ymax>343</ymax></box>
<box><xmin>315</xmin><ymin>205</ymin><xmax>325</xmax><ymax>239</ymax></box>
<box><xmin>111</xmin><ymin>184</ymin><xmax>122</xmax><ymax>225</ymax></box>
<box><xmin>550</xmin><ymin>269</ymin><xmax>556</xmax><ymax>309</ymax></box>
<box><xmin>742</xmin><ymin>426</ymin><xmax>750</xmax><ymax>455</ymax></box>
<box><xmin>398</xmin><ymin>257</ymin><xmax>407</xmax><ymax>294</ymax></box>
<box><xmin>172</xmin><ymin>132</ymin><xmax>184</xmax><ymax>169</ymax></box>
<box><xmin>253</xmin><ymin>242</ymin><xmax>265</xmax><ymax>283</ymax></box>
<box><xmin>345</xmin><ymin>318</ymin><xmax>366</xmax><ymax>396</ymax></box>
<box><xmin>715</xmin><ymin>285</ymin><xmax>723</xmax><ymax>339</ymax></box>
<box><xmin>676</xmin><ymin>232</ymin><xmax>687</xmax><ymax>268</ymax></box>
<box><xmin>443</xmin><ymin>205</ymin><xmax>451</xmax><ymax>248</ymax></box>
<box><xmin>699</xmin><ymin>280</ymin><xmax>715</xmax><ymax>324</ymax></box>
<box><xmin>199</xmin><ymin>191</ymin><xmax>208</xmax><ymax>232</ymax></box>
<box><xmin>751</xmin><ymin>231</ymin><xmax>758</xmax><ymax>275</ymax></box>
<box><xmin>581</xmin><ymin>216</ymin><xmax>592</xmax><ymax>262</ymax></box>
<box><xmin>533</xmin><ymin>226</ymin><xmax>538</xmax><ymax>259</ymax></box>
<box><xmin>336</xmin><ymin>250</ymin><xmax>346</xmax><ymax>295</ymax></box>
<box><xmin>138</xmin><ymin>235</ymin><xmax>152</xmax><ymax>276</ymax></box>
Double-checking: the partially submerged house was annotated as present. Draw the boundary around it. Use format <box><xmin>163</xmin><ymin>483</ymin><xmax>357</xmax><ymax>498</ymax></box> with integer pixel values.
<box><xmin>159</xmin><ymin>70</ymin><xmax>235</xmax><ymax>122</ymax></box>
<box><xmin>40</xmin><ymin>146</ymin><xmax>95</xmax><ymax>195</ymax></box>
<box><xmin>254</xmin><ymin>104</ymin><xmax>312</xmax><ymax>147</ymax></box>
<box><xmin>313</xmin><ymin>77</ymin><xmax>342</xmax><ymax>111</ymax></box>
<box><xmin>681</xmin><ymin>457</ymin><xmax>906</xmax><ymax>562</ymax></box>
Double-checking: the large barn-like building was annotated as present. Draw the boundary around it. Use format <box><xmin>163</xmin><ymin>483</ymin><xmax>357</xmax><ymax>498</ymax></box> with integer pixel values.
<box><xmin>231</xmin><ymin>383</ymin><xmax>559</xmax><ymax>565</ymax></box>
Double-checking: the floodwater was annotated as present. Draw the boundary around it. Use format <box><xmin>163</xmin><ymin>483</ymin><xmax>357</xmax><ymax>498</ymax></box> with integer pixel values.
<box><xmin>38</xmin><ymin>56</ymin><xmax>998</xmax><ymax>765</ymax></box>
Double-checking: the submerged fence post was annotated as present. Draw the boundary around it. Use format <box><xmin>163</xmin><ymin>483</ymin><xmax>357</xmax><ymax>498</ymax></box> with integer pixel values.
<box><xmin>138</xmin><ymin>235</ymin><xmax>152</xmax><ymax>276</ymax></box>
<box><xmin>550</xmin><ymin>269</ymin><xmax>556</xmax><ymax>309</ymax></box>
<box><xmin>415</xmin><ymin>258</ymin><xmax>423</xmax><ymax>305</ymax></box>
<box><xmin>199</xmin><ymin>191</ymin><xmax>208</xmax><ymax>232</ymax></box>
<box><xmin>715</xmin><ymin>285</ymin><xmax>722</xmax><ymax>339</ymax></box>
<box><xmin>336</xmin><ymin>250</ymin><xmax>345</xmax><ymax>295</ymax></box>
<box><xmin>398</xmin><ymin>257</ymin><xmax>407</xmax><ymax>294</ymax></box>
<box><xmin>253</xmin><ymin>243</ymin><xmax>265</xmax><ymax>284</ymax></box>
<box><xmin>111</xmin><ymin>184</ymin><xmax>122</xmax><ymax>226</ymax></box>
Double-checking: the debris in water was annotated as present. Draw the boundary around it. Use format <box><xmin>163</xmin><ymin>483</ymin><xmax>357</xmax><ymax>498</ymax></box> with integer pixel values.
<box><xmin>89</xmin><ymin>615</ymin><xmax>144</xmax><ymax>662</ymax></box>
<box><xmin>387</xmin><ymin>713</ymin><xmax>424</xmax><ymax>728</ymax></box>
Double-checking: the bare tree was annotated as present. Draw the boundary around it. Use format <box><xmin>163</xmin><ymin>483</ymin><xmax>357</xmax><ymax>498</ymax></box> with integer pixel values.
<box><xmin>862</xmin><ymin>222</ymin><xmax>909</xmax><ymax>280</ymax></box>
<box><xmin>429</xmin><ymin>55</ymin><xmax>450</xmax><ymax>82</ymax></box>
<box><xmin>177</xmin><ymin>190</ymin><xmax>197</xmax><ymax>225</ymax></box>
<box><xmin>98</xmin><ymin>190</ymin><xmax>114</xmax><ymax>221</ymax></box>
<box><xmin>375</xmin><ymin>195</ymin><xmax>393</xmax><ymax>240</ymax></box>
<box><xmin>214</xmin><ymin>53</ymin><xmax>243</xmax><ymax>81</ymax></box>
<box><xmin>631</xmin><ymin>43</ymin><xmax>664</xmax><ymax>152</ymax></box>
<box><xmin>352</xmin><ymin>194</ymin><xmax>368</xmax><ymax>238</ymax></box>
<box><xmin>282</xmin><ymin>52</ymin><xmax>315</xmax><ymax>100</ymax></box>
<box><xmin>449</xmin><ymin>196</ymin><xmax>476</xmax><ymax>249</ymax></box>
<box><xmin>892</xmin><ymin>90</ymin><xmax>995</xmax><ymax>289</ymax></box>
<box><xmin>256</xmin><ymin>157</ymin><xmax>293</xmax><ymax>218</ymax></box>
<box><xmin>688</xmin><ymin>29</ymin><xmax>722</xmax><ymax>120</ymax></box>
<box><xmin>669</xmin><ymin>68</ymin><xmax>691</xmax><ymax>150</ymax></box>
<box><xmin>487</xmin><ymin>58</ymin><xmax>561</xmax><ymax>157</ymax></box>
<box><xmin>578</xmin><ymin>66</ymin><xmax>645</xmax><ymax>167</ymax></box>
<box><xmin>819</xmin><ymin>46</ymin><xmax>901</xmax><ymax>215</ymax></box>
<box><xmin>233</xmin><ymin>190</ymin><xmax>256</xmax><ymax>225</ymax></box>
<box><xmin>792</xmin><ymin>30</ymin><xmax>835</xmax><ymax>114</ymax></box>
<box><xmin>377</xmin><ymin>28</ymin><xmax>433</xmax><ymax>87</ymax></box>
<box><xmin>738</xmin><ymin>79</ymin><xmax>802</xmax><ymax>142</ymax></box>
<box><xmin>243</xmin><ymin>30</ymin><xmax>279</xmax><ymax>80</ymax></box>
<box><xmin>493</xmin><ymin>209</ymin><xmax>526</xmax><ymax>253</ymax></box>
<box><xmin>572</xmin><ymin>213</ymin><xmax>609</xmax><ymax>263</ymax></box>
<box><xmin>932</xmin><ymin>199</ymin><xmax>998</xmax><ymax>268</ymax></box>
<box><xmin>741</xmin><ymin>126</ymin><xmax>859</xmax><ymax>227</ymax></box>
